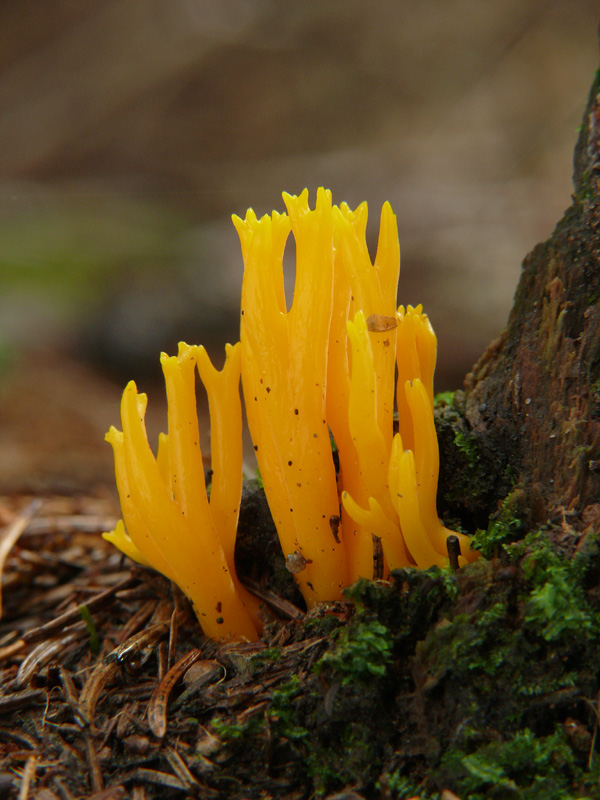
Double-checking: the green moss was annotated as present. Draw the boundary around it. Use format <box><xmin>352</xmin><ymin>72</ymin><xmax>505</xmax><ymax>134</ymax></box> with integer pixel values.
<box><xmin>314</xmin><ymin>618</ymin><xmax>392</xmax><ymax>685</ymax></box>
<box><xmin>434</xmin><ymin>391</ymin><xmax>505</xmax><ymax>523</ymax></box>
<box><xmin>377</xmin><ymin>771</ymin><xmax>422</xmax><ymax>799</ymax></box>
<box><xmin>302</xmin><ymin>613</ymin><xmax>345</xmax><ymax>637</ymax></box>
<box><xmin>206</xmin><ymin>527</ymin><xmax>600</xmax><ymax>798</ymax></box>
<box><xmin>453</xmin><ymin>428</ymin><xmax>478</xmax><ymax>464</ymax></box>
<box><xmin>434</xmin><ymin>390</ymin><xmax>455</xmax><ymax>407</ymax></box>
<box><xmin>424</xmin><ymin>532</ymin><xmax>600</xmax><ymax>692</ymax></box>
<box><xmin>441</xmin><ymin>727</ymin><xmax>587</xmax><ymax>800</ymax></box>
<box><xmin>411</xmin><ymin>528</ymin><xmax>600</xmax><ymax>796</ymax></box>
<box><xmin>343</xmin><ymin>570</ymin><xmax>459</xmax><ymax>652</ymax></box>
<box><xmin>471</xmin><ymin>488</ymin><xmax>527</xmax><ymax>559</ymax></box>
<box><xmin>503</xmin><ymin>462</ymin><xmax>519</xmax><ymax>486</ymax></box>
<box><xmin>515</xmin><ymin>532</ymin><xmax>599</xmax><ymax>644</ymax></box>
<box><xmin>269</xmin><ymin>675</ymin><xmax>310</xmax><ymax>742</ymax></box>
<box><xmin>574</xmin><ymin>166</ymin><xmax>593</xmax><ymax>202</ymax></box>
<box><xmin>248</xmin><ymin>646</ymin><xmax>282</xmax><ymax>670</ymax></box>
<box><xmin>293</xmin><ymin>721</ymin><xmax>383</xmax><ymax>796</ymax></box>
<box><xmin>417</xmin><ymin>594</ymin><xmax>515</xmax><ymax>694</ymax></box>
<box><xmin>211</xmin><ymin>712</ymin><xmax>264</xmax><ymax>742</ymax></box>
<box><xmin>267</xmin><ymin>671</ymin><xmax>384</xmax><ymax>795</ymax></box>
<box><xmin>261</xmin><ymin>575</ymin><xmax>462</xmax><ymax>796</ymax></box>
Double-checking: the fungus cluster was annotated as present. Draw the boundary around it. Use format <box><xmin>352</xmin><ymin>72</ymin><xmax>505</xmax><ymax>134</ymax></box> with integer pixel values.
<box><xmin>104</xmin><ymin>188</ymin><xmax>477</xmax><ymax>640</ymax></box>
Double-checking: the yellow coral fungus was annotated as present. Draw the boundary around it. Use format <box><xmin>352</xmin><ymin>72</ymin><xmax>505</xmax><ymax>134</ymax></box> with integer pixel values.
<box><xmin>105</xmin><ymin>188</ymin><xmax>478</xmax><ymax>640</ymax></box>
<box><xmin>342</xmin><ymin>303</ymin><xmax>476</xmax><ymax>571</ymax></box>
<box><xmin>235</xmin><ymin>188</ymin><xmax>348</xmax><ymax>606</ymax></box>
<box><xmin>104</xmin><ymin>344</ymin><xmax>259</xmax><ymax>642</ymax></box>
<box><xmin>325</xmin><ymin>202</ymin><xmax>401</xmax><ymax>582</ymax></box>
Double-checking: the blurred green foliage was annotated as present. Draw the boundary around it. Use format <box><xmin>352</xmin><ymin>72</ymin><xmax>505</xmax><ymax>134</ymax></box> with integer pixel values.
<box><xmin>0</xmin><ymin>197</ymin><xmax>187</xmax><ymax>303</ymax></box>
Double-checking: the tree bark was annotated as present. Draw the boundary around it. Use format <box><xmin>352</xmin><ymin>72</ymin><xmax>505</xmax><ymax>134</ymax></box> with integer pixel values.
<box><xmin>439</xmin><ymin>68</ymin><xmax>600</xmax><ymax>534</ymax></box>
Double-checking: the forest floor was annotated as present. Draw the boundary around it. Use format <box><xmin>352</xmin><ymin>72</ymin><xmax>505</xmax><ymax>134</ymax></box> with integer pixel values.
<box><xmin>1</xmin><ymin>463</ymin><xmax>600</xmax><ymax>799</ymax></box>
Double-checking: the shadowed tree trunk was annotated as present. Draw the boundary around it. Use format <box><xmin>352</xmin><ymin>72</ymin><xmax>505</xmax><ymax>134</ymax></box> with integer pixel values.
<box><xmin>438</xmin><ymin>68</ymin><xmax>600</xmax><ymax>537</ymax></box>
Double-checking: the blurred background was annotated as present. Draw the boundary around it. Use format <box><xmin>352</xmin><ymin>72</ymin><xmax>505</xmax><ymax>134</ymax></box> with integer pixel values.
<box><xmin>0</xmin><ymin>0</ymin><xmax>598</xmax><ymax>491</ymax></box>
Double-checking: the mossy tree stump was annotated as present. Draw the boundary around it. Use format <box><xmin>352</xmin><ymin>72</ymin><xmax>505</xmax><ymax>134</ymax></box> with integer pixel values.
<box><xmin>439</xmin><ymin>69</ymin><xmax>600</xmax><ymax>539</ymax></box>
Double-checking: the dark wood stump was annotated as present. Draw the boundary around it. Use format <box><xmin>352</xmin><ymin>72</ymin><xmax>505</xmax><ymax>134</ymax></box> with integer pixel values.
<box><xmin>438</xmin><ymin>68</ymin><xmax>600</xmax><ymax>538</ymax></box>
